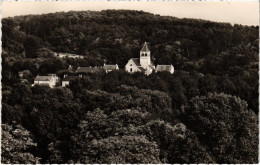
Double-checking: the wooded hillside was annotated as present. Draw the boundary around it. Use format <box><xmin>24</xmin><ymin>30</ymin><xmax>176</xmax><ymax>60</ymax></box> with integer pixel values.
<box><xmin>1</xmin><ymin>10</ymin><xmax>259</xmax><ymax>164</ymax></box>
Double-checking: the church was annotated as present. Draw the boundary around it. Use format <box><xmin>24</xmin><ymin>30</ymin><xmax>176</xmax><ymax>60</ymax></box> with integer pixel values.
<box><xmin>125</xmin><ymin>42</ymin><xmax>174</xmax><ymax>75</ymax></box>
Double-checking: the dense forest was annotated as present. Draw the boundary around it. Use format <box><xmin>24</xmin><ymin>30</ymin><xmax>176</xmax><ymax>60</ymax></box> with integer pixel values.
<box><xmin>1</xmin><ymin>10</ymin><xmax>259</xmax><ymax>163</ymax></box>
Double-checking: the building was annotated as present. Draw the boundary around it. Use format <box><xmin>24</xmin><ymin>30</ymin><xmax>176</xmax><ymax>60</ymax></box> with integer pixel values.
<box><xmin>68</xmin><ymin>65</ymin><xmax>73</xmax><ymax>71</ymax></box>
<box><xmin>47</xmin><ymin>74</ymin><xmax>60</xmax><ymax>84</ymax></box>
<box><xmin>103</xmin><ymin>64</ymin><xmax>119</xmax><ymax>73</ymax></box>
<box><xmin>125</xmin><ymin>42</ymin><xmax>155</xmax><ymax>75</ymax></box>
<box><xmin>62</xmin><ymin>76</ymin><xmax>78</xmax><ymax>87</ymax></box>
<box><xmin>21</xmin><ymin>79</ymin><xmax>29</xmax><ymax>84</ymax></box>
<box><xmin>18</xmin><ymin>70</ymin><xmax>31</xmax><ymax>78</ymax></box>
<box><xmin>54</xmin><ymin>52</ymin><xmax>84</xmax><ymax>59</ymax></box>
<box><xmin>125</xmin><ymin>42</ymin><xmax>174</xmax><ymax>75</ymax></box>
<box><xmin>33</xmin><ymin>76</ymin><xmax>56</xmax><ymax>88</ymax></box>
<box><xmin>75</xmin><ymin>66</ymin><xmax>103</xmax><ymax>75</ymax></box>
<box><xmin>155</xmin><ymin>65</ymin><xmax>174</xmax><ymax>74</ymax></box>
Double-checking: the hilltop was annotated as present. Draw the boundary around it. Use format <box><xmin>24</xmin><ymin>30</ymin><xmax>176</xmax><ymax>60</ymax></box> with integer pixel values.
<box><xmin>2</xmin><ymin>10</ymin><xmax>258</xmax><ymax>71</ymax></box>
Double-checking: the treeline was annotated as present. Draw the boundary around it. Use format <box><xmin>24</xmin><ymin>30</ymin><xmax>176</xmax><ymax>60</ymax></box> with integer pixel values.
<box><xmin>2</xmin><ymin>10</ymin><xmax>259</xmax><ymax>71</ymax></box>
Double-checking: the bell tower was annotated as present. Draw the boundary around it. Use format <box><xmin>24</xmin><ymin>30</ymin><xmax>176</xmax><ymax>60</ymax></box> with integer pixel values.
<box><xmin>140</xmin><ymin>42</ymin><xmax>151</xmax><ymax>68</ymax></box>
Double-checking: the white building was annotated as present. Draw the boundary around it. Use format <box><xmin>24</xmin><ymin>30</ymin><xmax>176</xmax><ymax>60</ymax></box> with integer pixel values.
<box><xmin>48</xmin><ymin>74</ymin><xmax>60</xmax><ymax>84</ymax></box>
<box><xmin>54</xmin><ymin>52</ymin><xmax>84</xmax><ymax>59</ymax></box>
<box><xmin>125</xmin><ymin>42</ymin><xmax>174</xmax><ymax>75</ymax></box>
<box><xmin>33</xmin><ymin>76</ymin><xmax>56</xmax><ymax>88</ymax></box>
<box><xmin>103</xmin><ymin>64</ymin><xmax>119</xmax><ymax>73</ymax></box>
<box><xmin>125</xmin><ymin>42</ymin><xmax>155</xmax><ymax>75</ymax></box>
<box><xmin>155</xmin><ymin>65</ymin><xmax>174</xmax><ymax>74</ymax></box>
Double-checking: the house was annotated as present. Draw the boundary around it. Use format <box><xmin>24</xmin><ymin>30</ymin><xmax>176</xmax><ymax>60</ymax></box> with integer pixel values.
<box><xmin>103</xmin><ymin>64</ymin><xmax>119</xmax><ymax>73</ymax></box>
<box><xmin>125</xmin><ymin>42</ymin><xmax>155</xmax><ymax>75</ymax></box>
<box><xmin>18</xmin><ymin>70</ymin><xmax>31</xmax><ymax>78</ymax></box>
<box><xmin>155</xmin><ymin>65</ymin><xmax>174</xmax><ymax>74</ymax></box>
<box><xmin>33</xmin><ymin>76</ymin><xmax>56</xmax><ymax>88</ymax></box>
<box><xmin>68</xmin><ymin>65</ymin><xmax>73</xmax><ymax>71</ymax></box>
<box><xmin>125</xmin><ymin>42</ymin><xmax>175</xmax><ymax>75</ymax></box>
<box><xmin>62</xmin><ymin>76</ymin><xmax>78</xmax><ymax>87</ymax></box>
<box><xmin>47</xmin><ymin>74</ymin><xmax>60</xmax><ymax>84</ymax></box>
<box><xmin>75</xmin><ymin>66</ymin><xmax>103</xmax><ymax>75</ymax></box>
<box><xmin>54</xmin><ymin>52</ymin><xmax>84</xmax><ymax>59</ymax></box>
<box><xmin>21</xmin><ymin>79</ymin><xmax>29</xmax><ymax>84</ymax></box>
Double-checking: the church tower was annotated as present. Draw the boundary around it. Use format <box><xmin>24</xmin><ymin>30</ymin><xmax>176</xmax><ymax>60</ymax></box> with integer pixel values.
<box><xmin>140</xmin><ymin>42</ymin><xmax>151</xmax><ymax>68</ymax></box>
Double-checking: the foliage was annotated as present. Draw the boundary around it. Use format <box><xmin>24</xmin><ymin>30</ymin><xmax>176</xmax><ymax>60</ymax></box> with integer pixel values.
<box><xmin>183</xmin><ymin>93</ymin><xmax>258</xmax><ymax>163</ymax></box>
<box><xmin>75</xmin><ymin>135</ymin><xmax>160</xmax><ymax>164</ymax></box>
<box><xmin>1</xmin><ymin>124</ymin><xmax>40</xmax><ymax>164</ymax></box>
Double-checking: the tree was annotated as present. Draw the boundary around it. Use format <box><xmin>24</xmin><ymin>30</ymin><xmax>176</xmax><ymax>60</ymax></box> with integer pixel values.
<box><xmin>70</xmin><ymin>109</ymin><xmax>159</xmax><ymax>163</ymax></box>
<box><xmin>140</xmin><ymin>120</ymin><xmax>214</xmax><ymax>163</ymax></box>
<box><xmin>2</xmin><ymin>103</ymin><xmax>23</xmax><ymax>124</ymax></box>
<box><xmin>184</xmin><ymin>93</ymin><xmax>258</xmax><ymax>163</ymax></box>
<box><xmin>70</xmin><ymin>109</ymin><xmax>213</xmax><ymax>164</ymax></box>
<box><xmin>8</xmin><ymin>83</ymin><xmax>32</xmax><ymax>106</ymax></box>
<box><xmin>23</xmin><ymin>36</ymin><xmax>41</xmax><ymax>58</ymax></box>
<box><xmin>76</xmin><ymin>135</ymin><xmax>160</xmax><ymax>164</ymax></box>
<box><xmin>1</xmin><ymin>124</ymin><xmax>41</xmax><ymax>164</ymax></box>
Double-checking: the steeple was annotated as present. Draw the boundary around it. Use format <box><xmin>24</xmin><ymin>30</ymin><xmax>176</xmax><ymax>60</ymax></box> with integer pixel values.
<box><xmin>140</xmin><ymin>42</ymin><xmax>151</xmax><ymax>68</ymax></box>
<box><xmin>141</xmin><ymin>42</ymin><xmax>150</xmax><ymax>52</ymax></box>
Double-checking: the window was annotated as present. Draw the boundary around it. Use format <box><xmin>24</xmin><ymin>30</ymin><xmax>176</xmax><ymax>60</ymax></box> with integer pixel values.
<box><xmin>130</xmin><ymin>68</ymin><xmax>132</xmax><ymax>72</ymax></box>
<box><xmin>130</xmin><ymin>64</ymin><xmax>132</xmax><ymax>66</ymax></box>
<box><xmin>145</xmin><ymin>53</ymin><xmax>147</xmax><ymax>56</ymax></box>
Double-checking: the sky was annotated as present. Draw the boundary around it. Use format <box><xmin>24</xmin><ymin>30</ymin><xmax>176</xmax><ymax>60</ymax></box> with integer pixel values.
<box><xmin>1</xmin><ymin>1</ymin><xmax>259</xmax><ymax>26</ymax></box>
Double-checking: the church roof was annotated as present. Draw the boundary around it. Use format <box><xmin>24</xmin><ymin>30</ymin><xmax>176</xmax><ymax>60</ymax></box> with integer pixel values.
<box><xmin>137</xmin><ymin>67</ymin><xmax>146</xmax><ymax>72</ymax></box>
<box><xmin>141</xmin><ymin>42</ymin><xmax>150</xmax><ymax>52</ymax></box>
<box><xmin>131</xmin><ymin>58</ymin><xmax>141</xmax><ymax>66</ymax></box>
<box><xmin>156</xmin><ymin>65</ymin><xmax>173</xmax><ymax>72</ymax></box>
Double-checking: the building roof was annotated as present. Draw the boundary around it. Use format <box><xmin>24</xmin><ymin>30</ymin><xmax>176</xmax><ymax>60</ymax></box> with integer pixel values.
<box><xmin>137</xmin><ymin>67</ymin><xmax>146</xmax><ymax>72</ymax></box>
<box><xmin>130</xmin><ymin>58</ymin><xmax>141</xmax><ymax>66</ymax></box>
<box><xmin>103</xmin><ymin>64</ymin><xmax>118</xmax><ymax>70</ymax></box>
<box><xmin>21</xmin><ymin>79</ymin><xmax>29</xmax><ymax>83</ymax></box>
<box><xmin>48</xmin><ymin>73</ymin><xmax>57</xmax><ymax>77</ymax></box>
<box><xmin>18</xmin><ymin>70</ymin><xmax>31</xmax><ymax>74</ymax></box>
<box><xmin>62</xmin><ymin>76</ymin><xmax>79</xmax><ymax>81</ymax></box>
<box><xmin>141</xmin><ymin>42</ymin><xmax>150</xmax><ymax>52</ymax></box>
<box><xmin>34</xmin><ymin>76</ymin><xmax>52</xmax><ymax>81</ymax></box>
<box><xmin>68</xmin><ymin>65</ymin><xmax>73</xmax><ymax>71</ymax></box>
<box><xmin>75</xmin><ymin>67</ymin><xmax>102</xmax><ymax>73</ymax></box>
<box><xmin>156</xmin><ymin>65</ymin><xmax>173</xmax><ymax>72</ymax></box>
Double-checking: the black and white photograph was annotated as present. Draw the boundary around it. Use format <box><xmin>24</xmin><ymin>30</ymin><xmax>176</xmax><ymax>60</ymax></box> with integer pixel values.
<box><xmin>1</xmin><ymin>1</ymin><xmax>259</xmax><ymax>164</ymax></box>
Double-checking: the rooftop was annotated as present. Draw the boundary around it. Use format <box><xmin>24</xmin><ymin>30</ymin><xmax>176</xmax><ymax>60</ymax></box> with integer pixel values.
<box><xmin>63</xmin><ymin>76</ymin><xmax>79</xmax><ymax>81</ymax></box>
<box><xmin>18</xmin><ymin>70</ymin><xmax>31</xmax><ymax>75</ymax></box>
<box><xmin>75</xmin><ymin>66</ymin><xmax>102</xmax><ymax>73</ymax></box>
<box><xmin>137</xmin><ymin>66</ymin><xmax>146</xmax><ymax>72</ymax></box>
<box><xmin>141</xmin><ymin>42</ymin><xmax>150</xmax><ymax>52</ymax></box>
<box><xmin>131</xmin><ymin>58</ymin><xmax>141</xmax><ymax>66</ymax></box>
<box><xmin>156</xmin><ymin>65</ymin><xmax>173</xmax><ymax>72</ymax></box>
<box><xmin>34</xmin><ymin>76</ymin><xmax>53</xmax><ymax>81</ymax></box>
<box><xmin>103</xmin><ymin>64</ymin><xmax>118</xmax><ymax>70</ymax></box>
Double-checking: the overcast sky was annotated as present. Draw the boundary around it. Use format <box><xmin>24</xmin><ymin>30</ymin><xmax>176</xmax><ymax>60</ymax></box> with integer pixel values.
<box><xmin>2</xmin><ymin>1</ymin><xmax>259</xmax><ymax>26</ymax></box>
